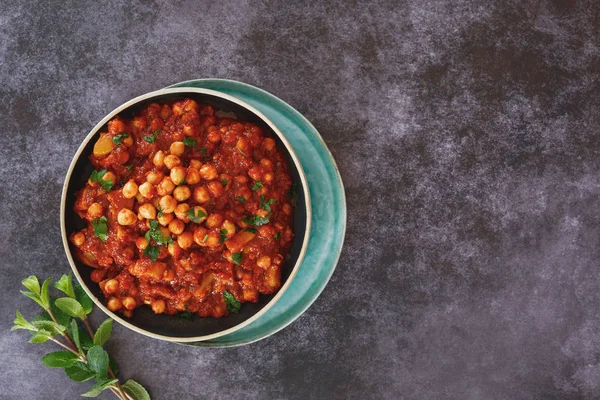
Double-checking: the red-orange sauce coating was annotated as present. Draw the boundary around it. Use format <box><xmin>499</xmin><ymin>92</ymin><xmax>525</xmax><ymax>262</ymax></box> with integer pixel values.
<box><xmin>70</xmin><ymin>99</ymin><xmax>294</xmax><ymax>318</ymax></box>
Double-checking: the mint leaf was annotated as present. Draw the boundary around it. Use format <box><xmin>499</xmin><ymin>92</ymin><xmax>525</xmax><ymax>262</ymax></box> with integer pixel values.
<box><xmin>143</xmin><ymin>129</ymin><xmax>160</xmax><ymax>144</ymax></box>
<box><xmin>260</xmin><ymin>194</ymin><xmax>275</xmax><ymax>212</ymax></box>
<box><xmin>29</xmin><ymin>331</ymin><xmax>52</xmax><ymax>343</ymax></box>
<box><xmin>200</xmin><ymin>147</ymin><xmax>207</xmax><ymax>156</ymax></box>
<box><xmin>274</xmin><ymin>232</ymin><xmax>280</xmax><ymax>240</ymax></box>
<box><xmin>122</xmin><ymin>379</ymin><xmax>151</xmax><ymax>400</ymax></box>
<box><xmin>223</xmin><ymin>290</ymin><xmax>241</xmax><ymax>313</ymax></box>
<box><xmin>86</xmin><ymin>345</ymin><xmax>109</xmax><ymax>381</ymax></box>
<box><xmin>74</xmin><ymin>284</ymin><xmax>94</xmax><ymax>315</ymax></box>
<box><xmin>146</xmin><ymin>220</ymin><xmax>173</xmax><ymax>245</ymax></box>
<box><xmin>220</xmin><ymin>178</ymin><xmax>228</xmax><ymax>186</ymax></box>
<box><xmin>65</xmin><ymin>362</ymin><xmax>95</xmax><ymax>382</ymax></box>
<box><xmin>70</xmin><ymin>319</ymin><xmax>82</xmax><ymax>353</ymax></box>
<box><xmin>55</xmin><ymin>273</ymin><xmax>76</xmax><ymax>299</ymax></box>
<box><xmin>91</xmin><ymin>216</ymin><xmax>108</xmax><ymax>242</ymax></box>
<box><xmin>185</xmin><ymin>208</ymin><xmax>206</xmax><ymax>223</ymax></box>
<box><xmin>31</xmin><ymin>320</ymin><xmax>66</xmax><ymax>336</ymax></box>
<box><xmin>55</xmin><ymin>298</ymin><xmax>85</xmax><ymax>319</ymax></box>
<box><xmin>42</xmin><ymin>351</ymin><xmax>79</xmax><ymax>368</ymax></box>
<box><xmin>125</xmin><ymin>164</ymin><xmax>135</xmax><ymax>171</ymax></box>
<box><xmin>11</xmin><ymin>311</ymin><xmax>35</xmax><ymax>331</ymax></box>
<box><xmin>89</xmin><ymin>169</ymin><xmax>113</xmax><ymax>192</ymax></box>
<box><xmin>235</xmin><ymin>196</ymin><xmax>247</xmax><ymax>203</ymax></box>
<box><xmin>251</xmin><ymin>181</ymin><xmax>263</xmax><ymax>190</ymax></box>
<box><xmin>179</xmin><ymin>305</ymin><xmax>193</xmax><ymax>320</ymax></box>
<box><xmin>183</xmin><ymin>138</ymin><xmax>197</xmax><ymax>147</ymax></box>
<box><xmin>81</xmin><ymin>378</ymin><xmax>119</xmax><ymax>397</ymax></box>
<box><xmin>144</xmin><ymin>244</ymin><xmax>159</xmax><ymax>262</ymax></box>
<box><xmin>220</xmin><ymin>229</ymin><xmax>227</xmax><ymax>243</ymax></box>
<box><xmin>79</xmin><ymin>328</ymin><xmax>93</xmax><ymax>352</ymax></box>
<box><xmin>39</xmin><ymin>278</ymin><xmax>52</xmax><ymax>309</ymax></box>
<box><xmin>22</xmin><ymin>276</ymin><xmax>41</xmax><ymax>295</ymax></box>
<box><xmin>112</xmin><ymin>133</ymin><xmax>128</xmax><ymax>145</ymax></box>
<box><xmin>241</xmin><ymin>215</ymin><xmax>270</xmax><ymax>226</ymax></box>
<box><xmin>232</xmin><ymin>252</ymin><xmax>243</xmax><ymax>265</ymax></box>
<box><xmin>20</xmin><ymin>291</ymin><xmax>45</xmax><ymax>309</ymax></box>
<box><xmin>93</xmin><ymin>319</ymin><xmax>113</xmax><ymax>347</ymax></box>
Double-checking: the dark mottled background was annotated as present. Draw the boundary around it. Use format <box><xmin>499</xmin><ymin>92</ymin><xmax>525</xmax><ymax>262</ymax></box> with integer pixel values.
<box><xmin>1</xmin><ymin>0</ymin><xmax>600</xmax><ymax>399</ymax></box>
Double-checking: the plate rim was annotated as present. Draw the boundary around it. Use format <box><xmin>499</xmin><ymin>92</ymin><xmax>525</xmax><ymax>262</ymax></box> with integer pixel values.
<box><xmin>167</xmin><ymin>78</ymin><xmax>347</xmax><ymax>347</ymax></box>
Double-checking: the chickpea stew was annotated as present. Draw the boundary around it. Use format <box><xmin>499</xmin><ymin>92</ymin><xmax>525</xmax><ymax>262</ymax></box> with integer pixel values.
<box><xmin>70</xmin><ymin>98</ymin><xmax>296</xmax><ymax>319</ymax></box>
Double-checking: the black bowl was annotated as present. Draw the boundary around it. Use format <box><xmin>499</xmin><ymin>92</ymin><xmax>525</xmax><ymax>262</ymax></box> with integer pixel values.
<box><xmin>60</xmin><ymin>88</ymin><xmax>311</xmax><ymax>342</ymax></box>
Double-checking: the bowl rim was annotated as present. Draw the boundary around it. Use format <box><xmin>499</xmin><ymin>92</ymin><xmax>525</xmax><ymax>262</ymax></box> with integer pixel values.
<box><xmin>60</xmin><ymin>87</ymin><xmax>312</xmax><ymax>343</ymax></box>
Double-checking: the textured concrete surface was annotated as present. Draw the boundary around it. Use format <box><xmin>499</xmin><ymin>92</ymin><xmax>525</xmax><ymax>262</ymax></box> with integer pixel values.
<box><xmin>1</xmin><ymin>0</ymin><xmax>600</xmax><ymax>399</ymax></box>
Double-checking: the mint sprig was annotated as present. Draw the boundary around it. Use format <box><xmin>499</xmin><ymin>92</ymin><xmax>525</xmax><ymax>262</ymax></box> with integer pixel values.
<box><xmin>12</xmin><ymin>274</ymin><xmax>151</xmax><ymax>400</ymax></box>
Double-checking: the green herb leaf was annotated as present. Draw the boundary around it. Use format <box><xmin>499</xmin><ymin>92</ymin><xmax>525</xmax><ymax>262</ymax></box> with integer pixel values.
<box><xmin>185</xmin><ymin>208</ymin><xmax>206</xmax><ymax>223</ymax></box>
<box><xmin>244</xmin><ymin>227</ymin><xmax>257</xmax><ymax>234</ymax></box>
<box><xmin>11</xmin><ymin>311</ymin><xmax>35</xmax><ymax>331</ymax></box>
<box><xmin>223</xmin><ymin>290</ymin><xmax>241</xmax><ymax>314</ymax></box>
<box><xmin>91</xmin><ymin>216</ymin><xmax>109</xmax><ymax>242</ymax></box>
<box><xmin>55</xmin><ymin>273</ymin><xmax>76</xmax><ymax>299</ymax></box>
<box><xmin>41</xmin><ymin>351</ymin><xmax>79</xmax><ymax>368</ymax></box>
<box><xmin>39</xmin><ymin>277</ymin><xmax>52</xmax><ymax>309</ymax></box>
<box><xmin>235</xmin><ymin>196</ymin><xmax>247</xmax><ymax>203</ymax></box>
<box><xmin>241</xmin><ymin>215</ymin><xmax>270</xmax><ymax>226</ymax></box>
<box><xmin>220</xmin><ymin>178</ymin><xmax>228</xmax><ymax>186</ymax></box>
<box><xmin>65</xmin><ymin>362</ymin><xmax>95</xmax><ymax>382</ymax></box>
<box><xmin>287</xmin><ymin>183</ymin><xmax>297</xmax><ymax>206</ymax></box>
<box><xmin>89</xmin><ymin>169</ymin><xmax>113</xmax><ymax>192</ymax></box>
<box><xmin>252</xmin><ymin>181</ymin><xmax>263</xmax><ymax>190</ymax></box>
<box><xmin>79</xmin><ymin>328</ymin><xmax>94</xmax><ymax>351</ymax></box>
<box><xmin>200</xmin><ymin>147</ymin><xmax>207</xmax><ymax>156</ymax></box>
<box><xmin>274</xmin><ymin>232</ymin><xmax>280</xmax><ymax>240</ymax></box>
<box><xmin>183</xmin><ymin>137</ymin><xmax>197</xmax><ymax>147</ymax></box>
<box><xmin>260</xmin><ymin>194</ymin><xmax>275</xmax><ymax>212</ymax></box>
<box><xmin>70</xmin><ymin>319</ymin><xmax>82</xmax><ymax>353</ymax></box>
<box><xmin>232</xmin><ymin>252</ymin><xmax>243</xmax><ymax>265</ymax></box>
<box><xmin>29</xmin><ymin>331</ymin><xmax>53</xmax><ymax>343</ymax></box>
<box><xmin>31</xmin><ymin>320</ymin><xmax>66</xmax><ymax>336</ymax></box>
<box><xmin>122</xmin><ymin>379</ymin><xmax>151</xmax><ymax>400</ymax></box>
<box><xmin>112</xmin><ymin>133</ymin><xmax>129</xmax><ymax>145</ymax></box>
<box><xmin>146</xmin><ymin>220</ymin><xmax>173</xmax><ymax>245</ymax></box>
<box><xmin>86</xmin><ymin>345</ymin><xmax>110</xmax><ymax>381</ymax></box>
<box><xmin>179</xmin><ymin>305</ymin><xmax>193</xmax><ymax>320</ymax></box>
<box><xmin>125</xmin><ymin>164</ymin><xmax>135</xmax><ymax>171</ymax></box>
<box><xmin>55</xmin><ymin>298</ymin><xmax>86</xmax><ymax>319</ymax></box>
<box><xmin>93</xmin><ymin>319</ymin><xmax>113</xmax><ymax>347</ymax></box>
<box><xmin>144</xmin><ymin>244</ymin><xmax>159</xmax><ymax>262</ymax></box>
<box><xmin>109</xmin><ymin>357</ymin><xmax>120</xmax><ymax>376</ymax></box>
<box><xmin>22</xmin><ymin>276</ymin><xmax>41</xmax><ymax>295</ymax></box>
<box><xmin>20</xmin><ymin>291</ymin><xmax>45</xmax><ymax>308</ymax></box>
<box><xmin>81</xmin><ymin>378</ymin><xmax>119</xmax><ymax>397</ymax></box>
<box><xmin>202</xmin><ymin>234</ymin><xmax>209</xmax><ymax>243</ymax></box>
<box><xmin>220</xmin><ymin>229</ymin><xmax>227</xmax><ymax>243</ymax></box>
<box><xmin>74</xmin><ymin>284</ymin><xmax>94</xmax><ymax>315</ymax></box>
<box><xmin>143</xmin><ymin>129</ymin><xmax>160</xmax><ymax>144</ymax></box>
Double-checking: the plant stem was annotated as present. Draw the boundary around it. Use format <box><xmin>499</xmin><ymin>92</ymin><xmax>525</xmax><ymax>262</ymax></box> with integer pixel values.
<box><xmin>45</xmin><ymin>307</ymin><xmax>78</xmax><ymax>350</ymax></box>
<box><xmin>49</xmin><ymin>338</ymin><xmax>79</xmax><ymax>356</ymax></box>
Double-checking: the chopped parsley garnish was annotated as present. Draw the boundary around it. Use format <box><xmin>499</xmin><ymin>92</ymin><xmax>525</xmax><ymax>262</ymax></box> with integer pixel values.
<box><xmin>241</xmin><ymin>215</ymin><xmax>270</xmax><ymax>226</ymax></box>
<box><xmin>183</xmin><ymin>138</ymin><xmax>197</xmax><ymax>147</ymax></box>
<box><xmin>200</xmin><ymin>147</ymin><xmax>207</xmax><ymax>156</ymax></box>
<box><xmin>157</xmin><ymin>205</ymin><xmax>163</xmax><ymax>219</ymax></box>
<box><xmin>91</xmin><ymin>216</ymin><xmax>108</xmax><ymax>242</ymax></box>
<box><xmin>143</xmin><ymin>244</ymin><xmax>159</xmax><ymax>262</ymax></box>
<box><xmin>125</xmin><ymin>164</ymin><xmax>134</xmax><ymax>171</ymax></box>
<box><xmin>252</xmin><ymin>181</ymin><xmax>263</xmax><ymax>191</ymax></box>
<box><xmin>232</xmin><ymin>252</ymin><xmax>243</xmax><ymax>265</ymax></box>
<box><xmin>112</xmin><ymin>133</ymin><xmax>129</xmax><ymax>145</ymax></box>
<box><xmin>223</xmin><ymin>290</ymin><xmax>241</xmax><ymax>314</ymax></box>
<box><xmin>143</xmin><ymin>129</ymin><xmax>160</xmax><ymax>143</ymax></box>
<box><xmin>185</xmin><ymin>208</ymin><xmax>206</xmax><ymax>223</ymax></box>
<box><xmin>237</xmin><ymin>147</ymin><xmax>246</xmax><ymax>156</ymax></box>
<box><xmin>287</xmin><ymin>183</ymin><xmax>297</xmax><ymax>206</ymax></box>
<box><xmin>220</xmin><ymin>178</ymin><xmax>228</xmax><ymax>186</ymax></box>
<box><xmin>274</xmin><ymin>232</ymin><xmax>280</xmax><ymax>240</ymax></box>
<box><xmin>144</xmin><ymin>220</ymin><xmax>173</xmax><ymax>246</ymax></box>
<box><xmin>89</xmin><ymin>169</ymin><xmax>113</xmax><ymax>192</ymax></box>
<box><xmin>180</xmin><ymin>305</ymin><xmax>193</xmax><ymax>320</ymax></box>
<box><xmin>235</xmin><ymin>196</ymin><xmax>247</xmax><ymax>203</ymax></box>
<box><xmin>220</xmin><ymin>229</ymin><xmax>228</xmax><ymax>243</ymax></box>
<box><xmin>244</xmin><ymin>228</ymin><xmax>257</xmax><ymax>234</ymax></box>
<box><xmin>202</xmin><ymin>234</ymin><xmax>209</xmax><ymax>243</ymax></box>
<box><xmin>260</xmin><ymin>195</ymin><xmax>275</xmax><ymax>212</ymax></box>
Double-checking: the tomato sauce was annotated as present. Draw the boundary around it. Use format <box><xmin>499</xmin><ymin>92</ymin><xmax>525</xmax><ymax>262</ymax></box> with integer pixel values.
<box><xmin>70</xmin><ymin>99</ymin><xmax>295</xmax><ymax>318</ymax></box>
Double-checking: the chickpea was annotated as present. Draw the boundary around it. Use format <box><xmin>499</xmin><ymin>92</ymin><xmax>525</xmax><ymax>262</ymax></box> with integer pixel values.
<box><xmin>248</xmin><ymin>166</ymin><xmax>262</xmax><ymax>181</ymax></box>
<box><xmin>107</xmin><ymin>297</ymin><xmax>122</xmax><ymax>311</ymax></box>
<box><xmin>157</xmin><ymin>212</ymin><xmax>174</xmax><ymax>226</ymax></box>
<box><xmin>168</xmin><ymin>219</ymin><xmax>185</xmax><ymax>235</ymax></box>
<box><xmin>207</xmin><ymin>181</ymin><xmax>224</xmax><ymax>197</ymax></box>
<box><xmin>122</xmin><ymin>310</ymin><xmax>133</xmax><ymax>318</ymax></box>
<box><xmin>199</xmin><ymin>163</ymin><xmax>218</xmax><ymax>180</ymax></box>
<box><xmin>193</xmin><ymin>186</ymin><xmax>211</xmax><ymax>203</ymax></box>
<box><xmin>170</xmin><ymin>166</ymin><xmax>186</xmax><ymax>185</ymax></box>
<box><xmin>177</xmin><ymin>232</ymin><xmax>194</xmax><ymax>249</ymax></box>
<box><xmin>235</xmin><ymin>174</ymin><xmax>248</xmax><ymax>184</ymax></box>
<box><xmin>263</xmin><ymin>172</ymin><xmax>274</xmax><ymax>184</ymax></box>
<box><xmin>117</xmin><ymin>208</ymin><xmax>137</xmax><ymax>225</ymax></box>
<box><xmin>189</xmin><ymin>159</ymin><xmax>203</xmax><ymax>169</ymax></box>
<box><xmin>104</xmin><ymin>279</ymin><xmax>119</xmax><ymax>295</ymax></box>
<box><xmin>122</xmin><ymin>297</ymin><xmax>136</xmax><ymax>310</ymax></box>
<box><xmin>256</xmin><ymin>256</ymin><xmax>272</xmax><ymax>269</ymax></box>
<box><xmin>135</xmin><ymin>192</ymin><xmax>145</xmax><ymax>203</ymax></box>
<box><xmin>207</xmin><ymin>130</ymin><xmax>221</xmax><ymax>143</ymax></box>
<box><xmin>138</xmin><ymin>181</ymin><xmax>153</xmax><ymax>198</ymax></box>
<box><xmin>132</xmin><ymin>116</ymin><xmax>146</xmax><ymax>129</ymax></box>
<box><xmin>193</xmin><ymin>226</ymin><xmax>208</xmax><ymax>246</ymax></box>
<box><xmin>138</xmin><ymin>203</ymin><xmax>157</xmax><ymax>220</ymax></box>
<box><xmin>91</xmin><ymin>269</ymin><xmax>106</xmax><ymax>283</ymax></box>
<box><xmin>273</xmin><ymin>254</ymin><xmax>284</xmax><ymax>265</ymax></box>
<box><xmin>151</xmin><ymin>299</ymin><xmax>166</xmax><ymax>314</ymax></box>
<box><xmin>172</xmin><ymin>102</ymin><xmax>184</xmax><ymax>116</ymax></box>
<box><xmin>160</xmin><ymin>226</ymin><xmax>171</xmax><ymax>238</ymax></box>
<box><xmin>221</xmin><ymin>220</ymin><xmax>236</xmax><ymax>237</ymax></box>
<box><xmin>72</xmin><ymin>231</ymin><xmax>85</xmax><ymax>247</ymax></box>
<box><xmin>135</xmin><ymin>237</ymin><xmax>149</xmax><ymax>251</ymax></box>
<box><xmin>206</xmin><ymin>233</ymin><xmax>221</xmax><ymax>248</ymax></box>
<box><xmin>164</xmin><ymin>155</ymin><xmax>181</xmax><ymax>170</ymax></box>
<box><xmin>146</xmin><ymin>170</ymin><xmax>165</xmax><ymax>185</ymax></box>
<box><xmin>205</xmin><ymin>213</ymin><xmax>224</xmax><ymax>229</ymax></box>
<box><xmin>87</xmin><ymin>202</ymin><xmax>103</xmax><ymax>219</ymax></box>
<box><xmin>263</xmin><ymin>138</ymin><xmax>276</xmax><ymax>151</ymax></box>
<box><xmin>236</xmin><ymin>138</ymin><xmax>250</xmax><ymax>155</ymax></box>
<box><xmin>260</xmin><ymin>158</ymin><xmax>273</xmax><ymax>170</ymax></box>
<box><xmin>156</xmin><ymin>177</ymin><xmax>176</xmax><ymax>196</ymax></box>
<box><xmin>186</xmin><ymin>167</ymin><xmax>201</xmax><ymax>185</ymax></box>
<box><xmin>153</xmin><ymin>150</ymin><xmax>166</xmax><ymax>168</ymax></box>
<box><xmin>183</xmin><ymin>124</ymin><xmax>196</xmax><ymax>136</ymax></box>
<box><xmin>103</xmin><ymin>171</ymin><xmax>117</xmax><ymax>185</ymax></box>
<box><xmin>167</xmin><ymin>242</ymin><xmax>182</xmax><ymax>258</ymax></box>
<box><xmin>168</xmin><ymin>141</ymin><xmax>184</xmax><ymax>156</ymax></box>
<box><xmin>173</xmin><ymin>185</ymin><xmax>191</xmax><ymax>202</ymax></box>
<box><xmin>163</xmin><ymin>269</ymin><xmax>176</xmax><ymax>281</ymax></box>
<box><xmin>174</xmin><ymin>203</ymin><xmax>191</xmax><ymax>221</ymax></box>
<box><xmin>159</xmin><ymin>195</ymin><xmax>177</xmax><ymax>214</ymax></box>
<box><xmin>122</xmin><ymin>180</ymin><xmax>138</xmax><ymax>199</ymax></box>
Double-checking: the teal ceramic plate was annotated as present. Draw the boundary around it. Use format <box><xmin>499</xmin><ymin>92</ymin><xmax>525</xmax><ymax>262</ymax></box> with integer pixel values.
<box><xmin>167</xmin><ymin>79</ymin><xmax>346</xmax><ymax>347</ymax></box>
